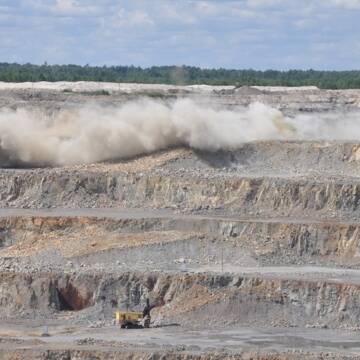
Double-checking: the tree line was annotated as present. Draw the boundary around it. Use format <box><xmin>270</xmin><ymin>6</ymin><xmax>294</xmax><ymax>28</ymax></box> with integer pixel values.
<box><xmin>1</xmin><ymin>63</ymin><xmax>360</xmax><ymax>89</ymax></box>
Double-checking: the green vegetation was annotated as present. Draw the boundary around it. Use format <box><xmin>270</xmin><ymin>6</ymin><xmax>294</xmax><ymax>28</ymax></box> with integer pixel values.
<box><xmin>1</xmin><ymin>63</ymin><xmax>360</xmax><ymax>89</ymax></box>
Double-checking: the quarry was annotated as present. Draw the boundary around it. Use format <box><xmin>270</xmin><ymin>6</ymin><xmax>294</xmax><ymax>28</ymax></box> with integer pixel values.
<box><xmin>1</xmin><ymin>82</ymin><xmax>360</xmax><ymax>359</ymax></box>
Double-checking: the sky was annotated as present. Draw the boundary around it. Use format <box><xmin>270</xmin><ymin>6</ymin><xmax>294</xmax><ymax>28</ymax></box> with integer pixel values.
<box><xmin>0</xmin><ymin>0</ymin><xmax>359</xmax><ymax>70</ymax></box>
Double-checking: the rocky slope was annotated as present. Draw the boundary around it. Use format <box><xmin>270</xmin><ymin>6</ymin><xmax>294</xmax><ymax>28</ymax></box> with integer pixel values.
<box><xmin>1</xmin><ymin>84</ymin><xmax>360</xmax><ymax>359</ymax></box>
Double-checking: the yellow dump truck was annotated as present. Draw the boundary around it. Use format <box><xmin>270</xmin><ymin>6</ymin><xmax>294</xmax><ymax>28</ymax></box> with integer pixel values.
<box><xmin>115</xmin><ymin>298</ymin><xmax>165</xmax><ymax>329</ymax></box>
<box><xmin>115</xmin><ymin>311</ymin><xmax>144</xmax><ymax>329</ymax></box>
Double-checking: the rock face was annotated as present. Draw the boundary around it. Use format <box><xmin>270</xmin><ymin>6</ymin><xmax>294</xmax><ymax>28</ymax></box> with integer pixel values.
<box><xmin>2</xmin><ymin>214</ymin><xmax>360</xmax><ymax>266</ymax></box>
<box><xmin>2</xmin><ymin>270</ymin><xmax>360</xmax><ymax>331</ymax></box>
<box><xmin>1</xmin><ymin>163</ymin><xmax>360</xmax><ymax>218</ymax></box>
<box><xmin>1</xmin><ymin>85</ymin><xmax>360</xmax><ymax>359</ymax></box>
<box><xmin>2</xmin><ymin>141</ymin><xmax>360</xmax><ymax>217</ymax></box>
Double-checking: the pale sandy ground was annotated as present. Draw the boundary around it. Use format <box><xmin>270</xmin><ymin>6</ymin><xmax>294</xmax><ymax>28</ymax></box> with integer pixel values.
<box><xmin>0</xmin><ymin>322</ymin><xmax>360</xmax><ymax>357</ymax></box>
<box><xmin>0</xmin><ymin>81</ymin><xmax>320</xmax><ymax>93</ymax></box>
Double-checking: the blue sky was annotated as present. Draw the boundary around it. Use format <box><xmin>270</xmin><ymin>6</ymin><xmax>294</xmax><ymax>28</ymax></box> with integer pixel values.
<box><xmin>0</xmin><ymin>0</ymin><xmax>359</xmax><ymax>70</ymax></box>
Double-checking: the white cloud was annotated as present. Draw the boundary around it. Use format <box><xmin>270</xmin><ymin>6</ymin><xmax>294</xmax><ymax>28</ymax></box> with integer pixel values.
<box><xmin>293</xmin><ymin>18</ymin><xmax>314</xmax><ymax>29</ymax></box>
<box><xmin>326</xmin><ymin>0</ymin><xmax>360</xmax><ymax>9</ymax></box>
<box><xmin>246</xmin><ymin>0</ymin><xmax>288</xmax><ymax>7</ymax></box>
<box><xmin>55</xmin><ymin>0</ymin><xmax>78</xmax><ymax>12</ymax></box>
<box><xmin>5</xmin><ymin>0</ymin><xmax>360</xmax><ymax>69</ymax></box>
<box><xmin>194</xmin><ymin>1</ymin><xmax>219</xmax><ymax>16</ymax></box>
<box><xmin>0</xmin><ymin>5</ymin><xmax>13</xmax><ymax>13</ymax></box>
<box><xmin>26</xmin><ymin>0</ymin><xmax>99</xmax><ymax>15</ymax></box>
<box><xmin>230</xmin><ymin>7</ymin><xmax>266</xmax><ymax>19</ymax></box>
<box><xmin>112</xmin><ymin>8</ymin><xmax>154</xmax><ymax>28</ymax></box>
<box><xmin>157</xmin><ymin>3</ymin><xmax>197</xmax><ymax>24</ymax></box>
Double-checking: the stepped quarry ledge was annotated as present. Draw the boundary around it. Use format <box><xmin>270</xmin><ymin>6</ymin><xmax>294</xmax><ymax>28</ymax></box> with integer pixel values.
<box><xmin>0</xmin><ymin>83</ymin><xmax>360</xmax><ymax>359</ymax></box>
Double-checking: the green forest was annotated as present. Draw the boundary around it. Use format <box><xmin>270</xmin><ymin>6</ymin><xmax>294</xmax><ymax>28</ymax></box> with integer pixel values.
<box><xmin>1</xmin><ymin>63</ymin><xmax>360</xmax><ymax>89</ymax></box>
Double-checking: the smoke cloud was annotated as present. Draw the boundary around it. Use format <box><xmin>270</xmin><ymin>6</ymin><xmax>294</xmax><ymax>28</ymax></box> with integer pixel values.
<box><xmin>0</xmin><ymin>98</ymin><xmax>359</xmax><ymax>167</ymax></box>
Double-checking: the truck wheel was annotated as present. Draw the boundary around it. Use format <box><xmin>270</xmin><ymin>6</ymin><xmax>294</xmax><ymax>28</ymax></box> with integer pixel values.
<box><xmin>144</xmin><ymin>318</ymin><xmax>150</xmax><ymax>328</ymax></box>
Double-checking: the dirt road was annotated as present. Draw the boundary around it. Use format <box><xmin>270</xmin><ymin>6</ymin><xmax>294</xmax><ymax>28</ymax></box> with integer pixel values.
<box><xmin>1</xmin><ymin>323</ymin><xmax>360</xmax><ymax>357</ymax></box>
<box><xmin>0</xmin><ymin>207</ymin><xmax>356</xmax><ymax>224</ymax></box>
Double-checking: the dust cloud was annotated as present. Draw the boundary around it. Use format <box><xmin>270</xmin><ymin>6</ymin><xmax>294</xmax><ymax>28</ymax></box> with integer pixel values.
<box><xmin>0</xmin><ymin>98</ymin><xmax>359</xmax><ymax>167</ymax></box>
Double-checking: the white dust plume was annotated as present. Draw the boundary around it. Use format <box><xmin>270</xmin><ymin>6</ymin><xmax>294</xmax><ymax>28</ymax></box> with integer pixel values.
<box><xmin>0</xmin><ymin>98</ymin><xmax>359</xmax><ymax>167</ymax></box>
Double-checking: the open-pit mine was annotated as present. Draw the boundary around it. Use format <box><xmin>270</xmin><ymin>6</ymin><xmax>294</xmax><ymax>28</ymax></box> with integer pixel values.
<box><xmin>1</xmin><ymin>82</ymin><xmax>360</xmax><ymax>359</ymax></box>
